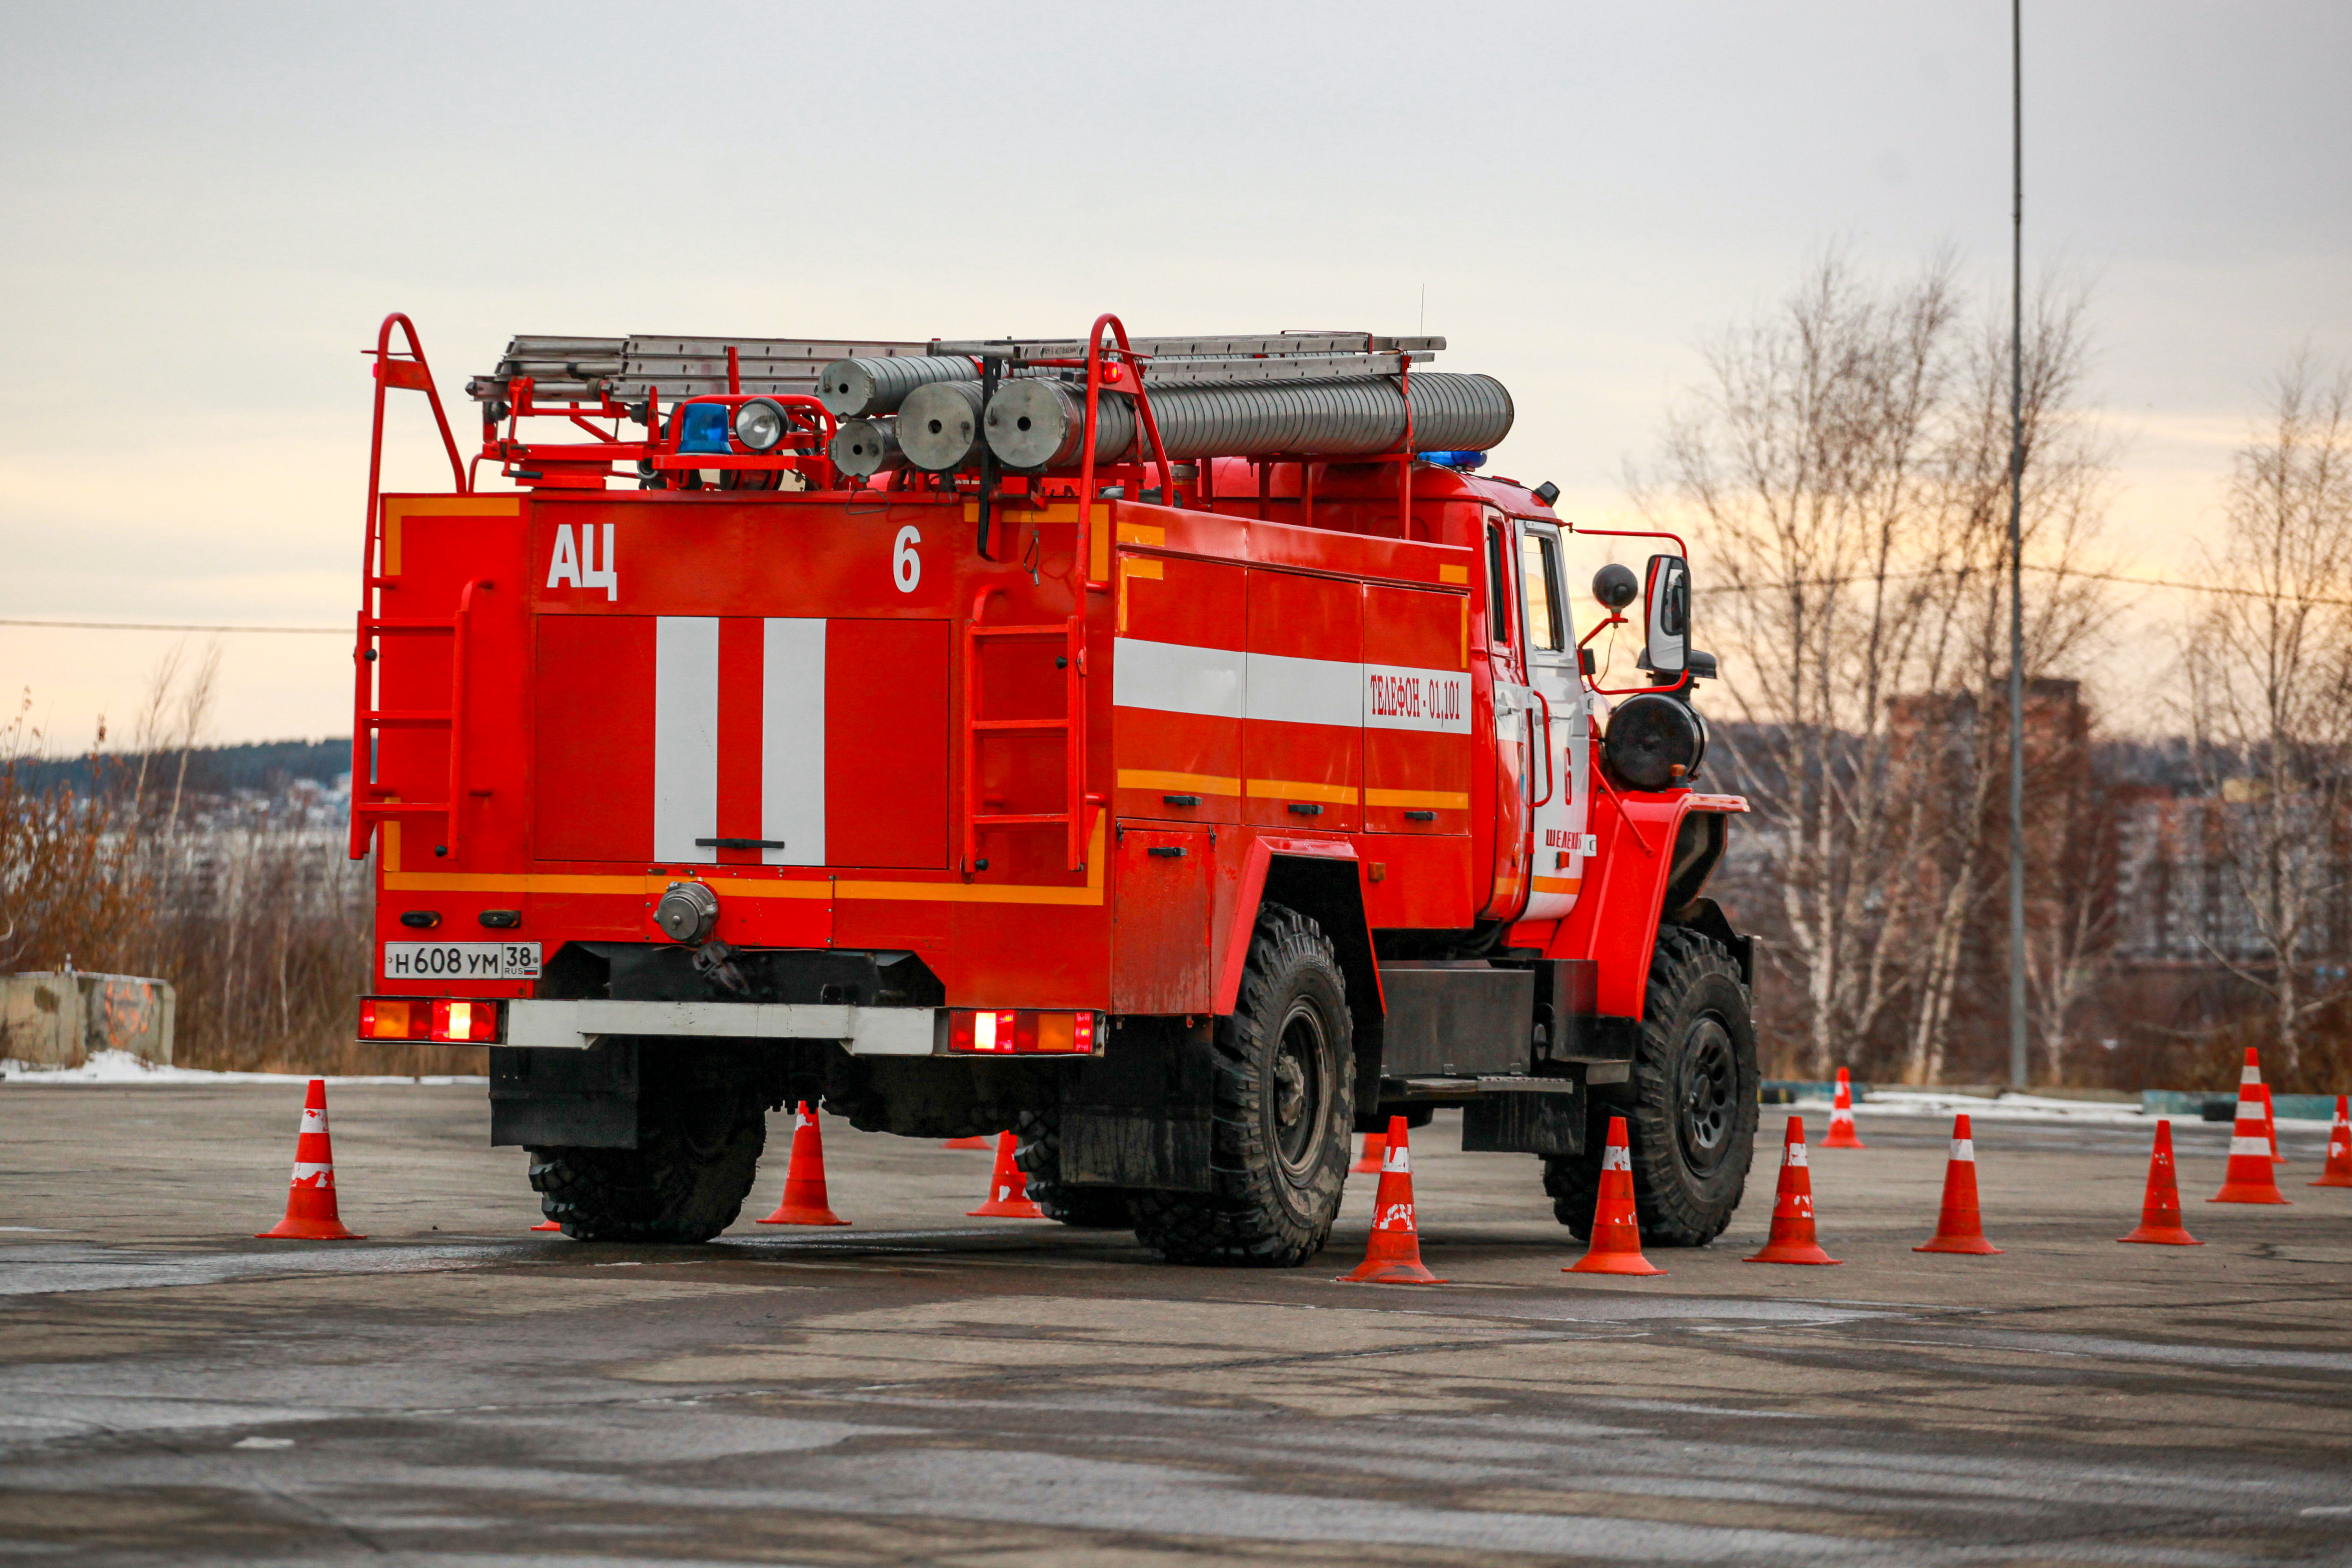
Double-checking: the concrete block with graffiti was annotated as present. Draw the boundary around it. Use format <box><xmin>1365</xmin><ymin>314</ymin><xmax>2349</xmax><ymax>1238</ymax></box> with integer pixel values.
<box><xmin>0</xmin><ymin>973</ymin><xmax>175</xmax><ymax>1068</ymax></box>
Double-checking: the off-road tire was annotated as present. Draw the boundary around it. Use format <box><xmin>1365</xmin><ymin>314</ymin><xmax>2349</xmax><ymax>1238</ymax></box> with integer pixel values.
<box><xmin>528</xmin><ymin>1066</ymin><xmax>767</xmax><ymax>1243</ymax></box>
<box><xmin>1543</xmin><ymin>926</ymin><xmax>1757</xmax><ymax>1246</ymax></box>
<box><xmin>1013</xmin><ymin>1111</ymin><xmax>1135</xmax><ymax>1228</ymax></box>
<box><xmin>1542</xmin><ymin>1146</ymin><xmax>1605</xmax><ymax>1243</ymax></box>
<box><xmin>1130</xmin><ymin>903</ymin><xmax>1354</xmax><ymax>1266</ymax></box>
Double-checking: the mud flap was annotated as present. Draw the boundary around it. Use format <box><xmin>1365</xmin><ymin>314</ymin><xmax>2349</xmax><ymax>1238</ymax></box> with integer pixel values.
<box><xmin>1461</xmin><ymin>1082</ymin><xmax>1586</xmax><ymax>1157</ymax></box>
<box><xmin>490</xmin><ymin>1039</ymin><xmax>639</xmax><ymax>1148</ymax></box>
<box><xmin>1059</xmin><ymin>1018</ymin><xmax>1214</xmax><ymax>1191</ymax></box>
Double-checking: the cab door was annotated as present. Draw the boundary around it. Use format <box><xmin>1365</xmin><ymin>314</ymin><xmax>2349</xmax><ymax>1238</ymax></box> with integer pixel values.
<box><xmin>1478</xmin><ymin>511</ymin><xmax>1532</xmax><ymax>919</ymax></box>
<box><xmin>1516</xmin><ymin>520</ymin><xmax>1588</xmax><ymax>920</ymax></box>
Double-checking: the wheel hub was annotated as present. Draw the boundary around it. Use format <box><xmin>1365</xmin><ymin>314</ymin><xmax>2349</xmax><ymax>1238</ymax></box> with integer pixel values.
<box><xmin>1679</xmin><ymin>1016</ymin><xmax>1735</xmax><ymax>1174</ymax></box>
<box><xmin>1272</xmin><ymin>1003</ymin><xmax>1327</xmax><ymax>1173</ymax></box>
<box><xmin>1274</xmin><ymin>1053</ymin><xmax>1307</xmax><ymax>1130</ymax></box>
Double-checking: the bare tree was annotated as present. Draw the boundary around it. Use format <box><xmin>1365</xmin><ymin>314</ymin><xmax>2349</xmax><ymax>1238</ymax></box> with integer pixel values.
<box><xmin>1640</xmin><ymin>251</ymin><xmax>2112</xmax><ymax>1081</ymax></box>
<box><xmin>2180</xmin><ymin>358</ymin><xmax>2352</xmax><ymax>1075</ymax></box>
<box><xmin>2020</xmin><ymin>694</ymin><xmax>2118</xmax><ymax>1083</ymax></box>
<box><xmin>127</xmin><ymin>641</ymin><xmax>189</xmax><ymax>828</ymax></box>
<box><xmin>163</xmin><ymin>640</ymin><xmax>223</xmax><ymax>840</ymax></box>
<box><xmin>1639</xmin><ymin>253</ymin><xmax>1962</xmax><ymax>1076</ymax></box>
<box><xmin>1895</xmin><ymin>295</ymin><xmax>2115</xmax><ymax>1084</ymax></box>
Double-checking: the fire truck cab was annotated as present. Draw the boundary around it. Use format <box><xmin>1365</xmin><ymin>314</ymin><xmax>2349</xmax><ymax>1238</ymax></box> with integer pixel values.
<box><xmin>351</xmin><ymin>314</ymin><xmax>1758</xmax><ymax>1264</ymax></box>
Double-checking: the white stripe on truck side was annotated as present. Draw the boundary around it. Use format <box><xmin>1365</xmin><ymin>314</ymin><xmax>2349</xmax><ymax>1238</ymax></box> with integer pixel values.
<box><xmin>1112</xmin><ymin>638</ymin><xmax>1246</xmax><ymax>719</ymax></box>
<box><xmin>761</xmin><ymin>618</ymin><xmax>826</xmax><ymax>866</ymax></box>
<box><xmin>1245</xmin><ymin>650</ymin><xmax>1363</xmax><ymax>729</ymax></box>
<box><xmin>653</xmin><ymin>616</ymin><xmax>721</xmax><ymax>865</ymax></box>
<box><xmin>1111</xmin><ymin>639</ymin><xmax>1471</xmax><ymax>735</ymax></box>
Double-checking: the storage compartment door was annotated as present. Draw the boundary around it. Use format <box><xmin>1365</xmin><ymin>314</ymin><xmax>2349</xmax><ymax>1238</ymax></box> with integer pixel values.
<box><xmin>534</xmin><ymin>614</ymin><xmax>656</xmax><ymax>863</ymax></box>
<box><xmin>825</xmin><ymin>618</ymin><xmax>950</xmax><ymax>869</ymax></box>
<box><xmin>1243</xmin><ymin>569</ymin><xmax>1362</xmax><ymax>832</ymax></box>
<box><xmin>1362</xmin><ymin>582</ymin><xmax>1473</xmax><ymax>835</ymax></box>
<box><xmin>1111</xmin><ymin>823</ymin><xmax>1213</xmax><ymax>1013</ymax></box>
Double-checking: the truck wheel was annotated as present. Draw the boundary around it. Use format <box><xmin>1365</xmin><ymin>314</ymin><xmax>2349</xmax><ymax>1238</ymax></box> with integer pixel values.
<box><xmin>1542</xmin><ymin>927</ymin><xmax>1756</xmax><ymax>1245</ymax></box>
<box><xmin>1541</xmin><ymin>1149</ymin><xmax>1604</xmax><ymax>1243</ymax></box>
<box><xmin>1630</xmin><ymin>927</ymin><xmax>1758</xmax><ymax>1245</ymax></box>
<box><xmin>1130</xmin><ymin>903</ymin><xmax>1354</xmax><ymax>1266</ymax></box>
<box><xmin>528</xmin><ymin>1064</ymin><xmax>767</xmax><ymax>1243</ymax></box>
<box><xmin>1013</xmin><ymin>1111</ymin><xmax>1134</xmax><ymax>1228</ymax></box>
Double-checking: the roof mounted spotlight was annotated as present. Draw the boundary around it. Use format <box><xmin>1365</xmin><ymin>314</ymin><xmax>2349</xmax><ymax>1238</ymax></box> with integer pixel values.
<box><xmin>1420</xmin><ymin>449</ymin><xmax>1487</xmax><ymax>469</ymax></box>
<box><xmin>676</xmin><ymin>403</ymin><xmax>732</xmax><ymax>455</ymax></box>
<box><xmin>732</xmin><ymin>397</ymin><xmax>788</xmax><ymax>452</ymax></box>
<box><xmin>1533</xmin><ymin>481</ymin><xmax>1562</xmax><ymax>507</ymax></box>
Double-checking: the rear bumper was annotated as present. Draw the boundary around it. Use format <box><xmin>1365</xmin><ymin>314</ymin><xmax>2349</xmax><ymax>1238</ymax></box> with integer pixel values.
<box><xmin>506</xmin><ymin>998</ymin><xmax>938</xmax><ymax>1055</ymax></box>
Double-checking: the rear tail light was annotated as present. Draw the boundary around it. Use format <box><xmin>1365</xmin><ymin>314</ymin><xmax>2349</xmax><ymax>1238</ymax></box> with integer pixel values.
<box><xmin>944</xmin><ymin>1009</ymin><xmax>1100</xmax><ymax>1055</ymax></box>
<box><xmin>429</xmin><ymin>998</ymin><xmax>503</xmax><ymax>1044</ymax></box>
<box><xmin>357</xmin><ymin>997</ymin><xmax>429</xmax><ymax>1041</ymax></box>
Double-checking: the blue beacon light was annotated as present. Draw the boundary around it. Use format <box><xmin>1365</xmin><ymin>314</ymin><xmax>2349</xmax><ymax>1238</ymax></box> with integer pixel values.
<box><xmin>1421</xmin><ymin>450</ymin><xmax>1487</xmax><ymax>470</ymax></box>
<box><xmin>677</xmin><ymin>403</ymin><xmax>733</xmax><ymax>455</ymax></box>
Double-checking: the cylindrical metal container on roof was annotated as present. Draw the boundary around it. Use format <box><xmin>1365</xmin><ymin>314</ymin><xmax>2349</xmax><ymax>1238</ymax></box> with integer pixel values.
<box><xmin>896</xmin><ymin>380</ymin><xmax>987</xmax><ymax>472</ymax></box>
<box><xmin>816</xmin><ymin>355</ymin><xmax>976</xmax><ymax>418</ymax></box>
<box><xmin>982</xmin><ymin>372</ymin><xmax>1513</xmax><ymax>469</ymax></box>
<box><xmin>829</xmin><ymin>417</ymin><xmax>904</xmax><ymax>477</ymax></box>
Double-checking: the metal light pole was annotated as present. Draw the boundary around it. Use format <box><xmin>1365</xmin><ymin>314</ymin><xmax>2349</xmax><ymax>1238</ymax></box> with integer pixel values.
<box><xmin>2005</xmin><ymin>0</ymin><xmax>2031</xmax><ymax>1090</ymax></box>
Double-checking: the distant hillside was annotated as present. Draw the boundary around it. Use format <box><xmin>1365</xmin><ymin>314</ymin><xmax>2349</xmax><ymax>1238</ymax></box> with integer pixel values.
<box><xmin>7</xmin><ymin>740</ymin><xmax>352</xmax><ymax>797</ymax></box>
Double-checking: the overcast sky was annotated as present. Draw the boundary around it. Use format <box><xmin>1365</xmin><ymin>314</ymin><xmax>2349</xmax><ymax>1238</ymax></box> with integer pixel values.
<box><xmin>2</xmin><ymin>0</ymin><xmax>2346</xmax><ymax>749</ymax></box>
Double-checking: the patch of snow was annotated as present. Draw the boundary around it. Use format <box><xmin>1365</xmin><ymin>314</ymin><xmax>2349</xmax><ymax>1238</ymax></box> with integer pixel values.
<box><xmin>1857</xmin><ymin>1090</ymin><xmax>2149</xmax><ymax>1124</ymax></box>
<box><xmin>1785</xmin><ymin>1088</ymin><xmax>2331</xmax><ymax>1128</ymax></box>
<box><xmin>0</xmin><ymin>1050</ymin><xmax>484</xmax><ymax>1087</ymax></box>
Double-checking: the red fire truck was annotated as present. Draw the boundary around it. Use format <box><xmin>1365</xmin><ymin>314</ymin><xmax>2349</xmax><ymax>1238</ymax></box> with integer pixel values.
<box><xmin>351</xmin><ymin>313</ymin><xmax>1757</xmax><ymax>1264</ymax></box>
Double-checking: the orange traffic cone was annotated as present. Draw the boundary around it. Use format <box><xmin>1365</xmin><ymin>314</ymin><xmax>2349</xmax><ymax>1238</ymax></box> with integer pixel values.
<box><xmin>531</xmin><ymin>1219</ymin><xmax>562</xmax><ymax>1231</ymax></box>
<box><xmin>2310</xmin><ymin>1095</ymin><xmax>2352</xmax><ymax>1188</ymax></box>
<box><xmin>758</xmin><ymin>1102</ymin><xmax>849</xmax><ymax>1225</ymax></box>
<box><xmin>2211</xmin><ymin>1078</ymin><xmax>2289</xmax><ymax>1205</ymax></box>
<box><xmin>1567</xmin><ymin>1116</ymin><xmax>1663</xmax><ymax>1276</ymax></box>
<box><xmin>1821</xmin><ymin>1067</ymin><xmax>1866</xmax><ymax>1148</ymax></box>
<box><xmin>1351</xmin><ymin>1130</ymin><xmax>1388</xmax><ymax>1175</ymax></box>
<box><xmin>1338</xmin><ymin>1116</ymin><xmax>1444</xmax><ymax>1283</ymax></box>
<box><xmin>1745</xmin><ymin>1116</ymin><xmax>1838</xmax><ymax>1265</ymax></box>
<box><xmin>255</xmin><ymin>1078</ymin><xmax>363</xmax><ymax>1240</ymax></box>
<box><xmin>942</xmin><ymin>1135</ymin><xmax>992</xmax><ymax>1150</ymax></box>
<box><xmin>2233</xmin><ymin>1048</ymin><xmax>2285</xmax><ymax>1164</ymax></box>
<box><xmin>1914</xmin><ymin>1113</ymin><xmax>2002</xmax><ymax>1255</ymax></box>
<box><xmin>967</xmin><ymin>1129</ymin><xmax>1045</xmax><ymax>1218</ymax></box>
<box><xmin>2118</xmin><ymin>1120</ymin><xmax>2201</xmax><ymax>1245</ymax></box>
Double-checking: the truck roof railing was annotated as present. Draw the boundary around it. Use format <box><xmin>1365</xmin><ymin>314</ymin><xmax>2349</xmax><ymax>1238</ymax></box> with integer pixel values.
<box><xmin>929</xmin><ymin>333</ymin><xmax>1443</xmax><ymax>386</ymax></box>
<box><xmin>430</xmin><ymin>316</ymin><xmax>1513</xmax><ymax>549</ymax></box>
<box><xmin>467</xmin><ymin>335</ymin><xmax>930</xmax><ymax>406</ymax></box>
<box><xmin>469</xmin><ymin>332</ymin><xmax>1447</xmax><ymax>404</ymax></box>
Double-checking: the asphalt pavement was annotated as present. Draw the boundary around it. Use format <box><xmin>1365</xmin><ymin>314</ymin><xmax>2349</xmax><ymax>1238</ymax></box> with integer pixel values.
<box><xmin>1</xmin><ymin>1082</ymin><xmax>2347</xmax><ymax>1566</ymax></box>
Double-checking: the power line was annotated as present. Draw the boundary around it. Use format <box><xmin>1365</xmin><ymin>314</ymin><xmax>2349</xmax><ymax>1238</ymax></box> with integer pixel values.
<box><xmin>2048</xmin><ymin>565</ymin><xmax>2352</xmax><ymax>606</ymax></box>
<box><xmin>1708</xmin><ymin>563</ymin><xmax>2352</xmax><ymax>607</ymax></box>
<box><xmin>0</xmin><ymin>619</ymin><xmax>346</xmax><ymax>634</ymax></box>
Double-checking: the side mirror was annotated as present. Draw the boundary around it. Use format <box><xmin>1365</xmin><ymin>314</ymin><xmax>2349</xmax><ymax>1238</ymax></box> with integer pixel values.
<box><xmin>1639</xmin><ymin>554</ymin><xmax>1689</xmax><ymax>677</ymax></box>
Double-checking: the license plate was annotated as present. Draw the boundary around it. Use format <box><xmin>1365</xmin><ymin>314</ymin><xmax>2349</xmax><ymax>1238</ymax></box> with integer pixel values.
<box><xmin>382</xmin><ymin>942</ymin><xmax>541</xmax><ymax>981</ymax></box>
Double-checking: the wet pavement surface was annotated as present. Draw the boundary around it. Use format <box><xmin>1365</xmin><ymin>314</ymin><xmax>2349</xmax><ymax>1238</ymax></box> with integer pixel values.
<box><xmin>1</xmin><ymin>1084</ymin><xmax>2347</xmax><ymax>1565</ymax></box>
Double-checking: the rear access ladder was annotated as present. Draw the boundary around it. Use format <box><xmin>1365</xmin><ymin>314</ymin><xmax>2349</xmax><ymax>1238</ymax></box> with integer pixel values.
<box><xmin>348</xmin><ymin>314</ymin><xmax>475</xmax><ymax>863</ymax></box>
<box><xmin>961</xmin><ymin>591</ymin><xmax>1090</xmax><ymax>874</ymax></box>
